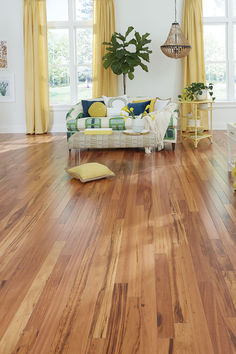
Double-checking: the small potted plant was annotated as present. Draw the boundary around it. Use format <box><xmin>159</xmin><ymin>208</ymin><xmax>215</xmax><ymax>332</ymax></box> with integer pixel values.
<box><xmin>121</xmin><ymin>104</ymin><xmax>150</xmax><ymax>133</ymax></box>
<box><xmin>178</xmin><ymin>82</ymin><xmax>215</xmax><ymax>106</ymax></box>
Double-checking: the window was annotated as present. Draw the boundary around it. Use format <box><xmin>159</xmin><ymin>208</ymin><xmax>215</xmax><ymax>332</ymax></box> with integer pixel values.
<box><xmin>47</xmin><ymin>0</ymin><xmax>93</xmax><ymax>105</ymax></box>
<box><xmin>203</xmin><ymin>0</ymin><xmax>236</xmax><ymax>101</ymax></box>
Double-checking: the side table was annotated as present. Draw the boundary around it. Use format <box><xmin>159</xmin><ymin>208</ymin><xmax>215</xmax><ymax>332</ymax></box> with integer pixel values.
<box><xmin>179</xmin><ymin>100</ymin><xmax>214</xmax><ymax>148</ymax></box>
<box><xmin>227</xmin><ymin>123</ymin><xmax>236</xmax><ymax>171</ymax></box>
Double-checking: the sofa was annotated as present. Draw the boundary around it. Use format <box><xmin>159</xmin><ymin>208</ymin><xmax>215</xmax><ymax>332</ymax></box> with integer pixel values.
<box><xmin>66</xmin><ymin>96</ymin><xmax>178</xmax><ymax>153</ymax></box>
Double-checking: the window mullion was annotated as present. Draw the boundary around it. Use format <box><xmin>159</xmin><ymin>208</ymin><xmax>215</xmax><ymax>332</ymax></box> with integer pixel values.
<box><xmin>68</xmin><ymin>0</ymin><xmax>77</xmax><ymax>104</ymax></box>
<box><xmin>227</xmin><ymin>0</ymin><xmax>234</xmax><ymax>99</ymax></box>
<box><xmin>228</xmin><ymin>23</ymin><xmax>234</xmax><ymax>100</ymax></box>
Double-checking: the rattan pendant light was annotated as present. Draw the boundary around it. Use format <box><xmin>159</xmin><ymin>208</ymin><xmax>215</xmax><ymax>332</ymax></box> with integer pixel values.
<box><xmin>161</xmin><ymin>0</ymin><xmax>191</xmax><ymax>59</ymax></box>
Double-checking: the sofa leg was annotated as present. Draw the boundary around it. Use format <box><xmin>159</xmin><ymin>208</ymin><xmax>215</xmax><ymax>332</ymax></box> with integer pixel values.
<box><xmin>145</xmin><ymin>147</ymin><xmax>152</xmax><ymax>154</ymax></box>
<box><xmin>78</xmin><ymin>149</ymin><xmax>81</xmax><ymax>165</ymax></box>
<box><xmin>172</xmin><ymin>143</ymin><xmax>176</xmax><ymax>151</ymax></box>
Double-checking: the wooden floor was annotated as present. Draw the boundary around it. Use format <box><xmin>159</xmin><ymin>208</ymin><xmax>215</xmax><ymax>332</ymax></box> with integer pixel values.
<box><xmin>0</xmin><ymin>132</ymin><xmax>235</xmax><ymax>354</ymax></box>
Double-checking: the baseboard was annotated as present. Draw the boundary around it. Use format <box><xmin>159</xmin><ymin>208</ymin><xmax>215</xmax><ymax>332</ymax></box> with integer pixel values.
<box><xmin>0</xmin><ymin>125</ymin><xmax>26</xmax><ymax>133</ymax></box>
<box><xmin>212</xmin><ymin>123</ymin><xmax>228</xmax><ymax>130</ymax></box>
<box><xmin>0</xmin><ymin>124</ymin><xmax>66</xmax><ymax>134</ymax></box>
<box><xmin>49</xmin><ymin>124</ymin><xmax>66</xmax><ymax>133</ymax></box>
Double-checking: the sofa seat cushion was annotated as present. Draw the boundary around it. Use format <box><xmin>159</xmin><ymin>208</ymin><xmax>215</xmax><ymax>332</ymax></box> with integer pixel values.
<box><xmin>67</xmin><ymin>116</ymin><xmax>133</xmax><ymax>132</ymax></box>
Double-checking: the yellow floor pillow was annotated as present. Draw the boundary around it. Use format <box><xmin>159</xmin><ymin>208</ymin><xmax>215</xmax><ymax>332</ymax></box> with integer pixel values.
<box><xmin>65</xmin><ymin>163</ymin><xmax>115</xmax><ymax>183</ymax></box>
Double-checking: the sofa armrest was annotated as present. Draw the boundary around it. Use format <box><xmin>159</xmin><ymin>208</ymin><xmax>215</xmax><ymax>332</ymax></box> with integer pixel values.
<box><xmin>66</xmin><ymin>101</ymin><xmax>83</xmax><ymax>121</ymax></box>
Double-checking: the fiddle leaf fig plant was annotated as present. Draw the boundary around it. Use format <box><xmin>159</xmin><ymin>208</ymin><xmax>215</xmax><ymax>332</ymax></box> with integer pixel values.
<box><xmin>102</xmin><ymin>26</ymin><xmax>152</xmax><ymax>94</ymax></box>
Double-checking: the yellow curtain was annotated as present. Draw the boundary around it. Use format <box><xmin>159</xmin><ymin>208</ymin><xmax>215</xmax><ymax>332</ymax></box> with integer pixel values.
<box><xmin>23</xmin><ymin>0</ymin><xmax>49</xmax><ymax>134</ymax></box>
<box><xmin>182</xmin><ymin>0</ymin><xmax>208</xmax><ymax>129</ymax></box>
<box><xmin>93</xmin><ymin>0</ymin><xmax>118</xmax><ymax>98</ymax></box>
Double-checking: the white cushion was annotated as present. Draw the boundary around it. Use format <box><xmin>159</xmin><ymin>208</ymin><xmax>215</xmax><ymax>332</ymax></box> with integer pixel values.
<box><xmin>154</xmin><ymin>97</ymin><xmax>171</xmax><ymax>111</ymax></box>
<box><xmin>103</xmin><ymin>95</ymin><xmax>128</xmax><ymax>117</ymax></box>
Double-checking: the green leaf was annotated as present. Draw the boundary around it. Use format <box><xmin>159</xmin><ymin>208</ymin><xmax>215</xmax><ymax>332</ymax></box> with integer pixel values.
<box><xmin>111</xmin><ymin>62</ymin><xmax>122</xmax><ymax>75</ymax></box>
<box><xmin>128</xmin><ymin>72</ymin><xmax>135</xmax><ymax>80</ymax></box>
<box><xmin>111</xmin><ymin>36</ymin><xmax>121</xmax><ymax>49</ymax></box>
<box><xmin>142</xmin><ymin>33</ymin><xmax>150</xmax><ymax>41</ymax></box>
<box><xmin>135</xmin><ymin>32</ymin><xmax>141</xmax><ymax>43</ymax></box>
<box><xmin>103</xmin><ymin>56</ymin><xmax>114</xmax><ymax>69</ymax></box>
<box><xmin>140</xmin><ymin>63</ymin><xmax>148</xmax><ymax>72</ymax></box>
<box><xmin>142</xmin><ymin>39</ymin><xmax>152</xmax><ymax>45</ymax></box>
<box><xmin>127</xmin><ymin>56</ymin><xmax>140</xmax><ymax>66</ymax></box>
<box><xmin>125</xmin><ymin>26</ymin><xmax>134</xmax><ymax>38</ymax></box>
<box><xmin>116</xmin><ymin>49</ymin><xmax>126</xmax><ymax>58</ymax></box>
<box><xmin>128</xmin><ymin>39</ymin><xmax>137</xmax><ymax>46</ymax></box>
<box><xmin>141</xmin><ymin>47</ymin><xmax>152</xmax><ymax>52</ymax></box>
<box><xmin>121</xmin><ymin>63</ymin><xmax>129</xmax><ymax>73</ymax></box>
<box><xmin>138</xmin><ymin>53</ymin><xmax>149</xmax><ymax>62</ymax></box>
<box><xmin>105</xmin><ymin>47</ymin><xmax>115</xmax><ymax>52</ymax></box>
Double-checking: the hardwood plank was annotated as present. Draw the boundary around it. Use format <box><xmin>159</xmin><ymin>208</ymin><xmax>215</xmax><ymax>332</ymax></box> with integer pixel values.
<box><xmin>103</xmin><ymin>283</ymin><xmax>128</xmax><ymax>354</ymax></box>
<box><xmin>179</xmin><ymin>243</ymin><xmax>215</xmax><ymax>354</ymax></box>
<box><xmin>119</xmin><ymin>297</ymin><xmax>141</xmax><ymax>353</ymax></box>
<box><xmin>199</xmin><ymin>281</ymin><xmax>227</xmax><ymax>354</ymax></box>
<box><xmin>155</xmin><ymin>254</ymin><xmax>175</xmax><ymax>338</ymax></box>
<box><xmin>173</xmin><ymin>323</ymin><xmax>195</xmax><ymax>354</ymax></box>
<box><xmin>0</xmin><ymin>132</ymin><xmax>235</xmax><ymax>353</ymax></box>
<box><xmin>140</xmin><ymin>244</ymin><xmax>158</xmax><ymax>353</ymax></box>
<box><xmin>0</xmin><ymin>241</ymin><xmax>64</xmax><ymax>354</ymax></box>
<box><xmin>88</xmin><ymin>219</ymin><xmax>123</xmax><ymax>339</ymax></box>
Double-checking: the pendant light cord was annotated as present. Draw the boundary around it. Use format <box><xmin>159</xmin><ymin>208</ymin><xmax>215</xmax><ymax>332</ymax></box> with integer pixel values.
<box><xmin>175</xmin><ymin>0</ymin><xmax>177</xmax><ymax>22</ymax></box>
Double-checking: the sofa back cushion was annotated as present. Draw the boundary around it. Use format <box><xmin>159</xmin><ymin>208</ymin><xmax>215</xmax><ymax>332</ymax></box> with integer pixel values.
<box><xmin>82</xmin><ymin>99</ymin><xmax>106</xmax><ymax>117</ymax></box>
<box><xmin>102</xmin><ymin>95</ymin><xmax>128</xmax><ymax>117</ymax></box>
<box><xmin>155</xmin><ymin>97</ymin><xmax>171</xmax><ymax>111</ymax></box>
<box><xmin>127</xmin><ymin>100</ymin><xmax>151</xmax><ymax>115</ymax></box>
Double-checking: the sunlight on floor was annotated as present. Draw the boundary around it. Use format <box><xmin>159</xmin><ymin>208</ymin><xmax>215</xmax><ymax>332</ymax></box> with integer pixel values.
<box><xmin>0</xmin><ymin>135</ymin><xmax>65</xmax><ymax>153</ymax></box>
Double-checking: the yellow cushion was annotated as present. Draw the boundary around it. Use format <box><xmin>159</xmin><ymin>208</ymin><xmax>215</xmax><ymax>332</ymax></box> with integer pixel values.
<box><xmin>88</xmin><ymin>102</ymin><xmax>107</xmax><ymax>117</ymax></box>
<box><xmin>84</xmin><ymin>128</ymin><xmax>113</xmax><ymax>135</ymax></box>
<box><xmin>65</xmin><ymin>163</ymin><xmax>115</xmax><ymax>183</ymax></box>
<box><xmin>132</xmin><ymin>98</ymin><xmax>157</xmax><ymax>113</ymax></box>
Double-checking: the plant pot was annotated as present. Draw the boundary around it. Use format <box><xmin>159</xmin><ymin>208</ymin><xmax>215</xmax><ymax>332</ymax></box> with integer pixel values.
<box><xmin>132</xmin><ymin>118</ymin><xmax>145</xmax><ymax>133</ymax></box>
<box><xmin>198</xmin><ymin>103</ymin><xmax>209</xmax><ymax>109</ymax></box>
<box><xmin>196</xmin><ymin>89</ymin><xmax>208</xmax><ymax>101</ymax></box>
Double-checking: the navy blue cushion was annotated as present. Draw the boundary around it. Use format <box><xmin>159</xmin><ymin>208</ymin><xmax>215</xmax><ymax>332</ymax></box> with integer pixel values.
<box><xmin>127</xmin><ymin>100</ymin><xmax>151</xmax><ymax>116</ymax></box>
<box><xmin>81</xmin><ymin>100</ymin><xmax>105</xmax><ymax>117</ymax></box>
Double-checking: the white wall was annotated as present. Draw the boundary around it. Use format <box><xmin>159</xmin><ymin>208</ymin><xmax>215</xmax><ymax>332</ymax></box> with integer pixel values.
<box><xmin>0</xmin><ymin>0</ymin><xmax>235</xmax><ymax>133</ymax></box>
<box><xmin>0</xmin><ymin>0</ymin><xmax>26</xmax><ymax>133</ymax></box>
<box><xmin>115</xmin><ymin>0</ymin><xmax>183</xmax><ymax>99</ymax></box>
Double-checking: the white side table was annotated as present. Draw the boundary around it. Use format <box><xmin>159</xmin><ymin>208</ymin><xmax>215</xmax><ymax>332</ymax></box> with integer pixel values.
<box><xmin>227</xmin><ymin>123</ymin><xmax>236</xmax><ymax>171</ymax></box>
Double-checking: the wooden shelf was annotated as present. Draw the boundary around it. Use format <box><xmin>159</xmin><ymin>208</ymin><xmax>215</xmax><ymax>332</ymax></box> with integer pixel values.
<box><xmin>179</xmin><ymin>100</ymin><xmax>214</xmax><ymax>104</ymax></box>
<box><xmin>198</xmin><ymin>108</ymin><xmax>212</xmax><ymax>112</ymax></box>
<box><xmin>186</xmin><ymin>126</ymin><xmax>204</xmax><ymax>129</ymax></box>
<box><xmin>182</xmin><ymin>132</ymin><xmax>211</xmax><ymax>140</ymax></box>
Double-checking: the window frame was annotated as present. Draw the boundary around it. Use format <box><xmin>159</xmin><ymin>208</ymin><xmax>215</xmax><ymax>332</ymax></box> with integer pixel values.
<box><xmin>47</xmin><ymin>0</ymin><xmax>93</xmax><ymax>106</ymax></box>
<box><xmin>203</xmin><ymin>0</ymin><xmax>236</xmax><ymax>101</ymax></box>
